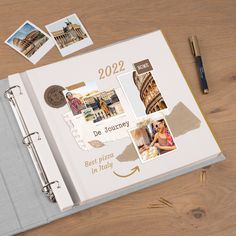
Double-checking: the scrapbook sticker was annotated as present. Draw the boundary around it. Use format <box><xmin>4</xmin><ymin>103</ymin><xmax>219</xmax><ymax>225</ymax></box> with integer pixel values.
<box><xmin>5</xmin><ymin>21</ymin><xmax>54</xmax><ymax>64</ymax></box>
<box><xmin>44</xmin><ymin>85</ymin><xmax>67</xmax><ymax>108</ymax></box>
<box><xmin>63</xmin><ymin>112</ymin><xmax>88</xmax><ymax>150</ymax></box>
<box><xmin>46</xmin><ymin>13</ymin><xmax>93</xmax><ymax>57</ymax></box>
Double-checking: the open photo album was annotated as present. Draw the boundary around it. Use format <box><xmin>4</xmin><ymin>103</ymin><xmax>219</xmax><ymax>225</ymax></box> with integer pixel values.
<box><xmin>4</xmin><ymin>30</ymin><xmax>225</xmax><ymax>212</ymax></box>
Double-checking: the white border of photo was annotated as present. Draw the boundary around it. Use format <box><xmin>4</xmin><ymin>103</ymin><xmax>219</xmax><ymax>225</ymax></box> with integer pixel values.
<box><xmin>117</xmin><ymin>71</ymin><xmax>170</xmax><ymax>120</ymax></box>
<box><xmin>128</xmin><ymin>116</ymin><xmax>177</xmax><ymax>163</ymax></box>
<box><xmin>45</xmin><ymin>13</ymin><xmax>93</xmax><ymax>57</ymax></box>
<box><xmin>5</xmin><ymin>20</ymin><xmax>55</xmax><ymax>64</ymax></box>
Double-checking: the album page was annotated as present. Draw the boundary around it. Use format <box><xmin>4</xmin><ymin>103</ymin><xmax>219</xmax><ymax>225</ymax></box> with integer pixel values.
<box><xmin>23</xmin><ymin>30</ymin><xmax>221</xmax><ymax>203</ymax></box>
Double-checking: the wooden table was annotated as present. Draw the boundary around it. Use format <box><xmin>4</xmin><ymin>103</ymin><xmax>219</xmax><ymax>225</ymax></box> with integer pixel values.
<box><xmin>1</xmin><ymin>0</ymin><xmax>236</xmax><ymax>235</ymax></box>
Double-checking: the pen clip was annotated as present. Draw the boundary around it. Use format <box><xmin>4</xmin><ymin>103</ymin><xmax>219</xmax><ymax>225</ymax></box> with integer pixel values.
<box><xmin>189</xmin><ymin>38</ymin><xmax>196</xmax><ymax>57</ymax></box>
<box><xmin>189</xmin><ymin>36</ymin><xmax>201</xmax><ymax>57</ymax></box>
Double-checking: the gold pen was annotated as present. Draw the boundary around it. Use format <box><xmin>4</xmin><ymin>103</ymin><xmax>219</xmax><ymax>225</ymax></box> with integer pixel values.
<box><xmin>189</xmin><ymin>36</ymin><xmax>209</xmax><ymax>94</ymax></box>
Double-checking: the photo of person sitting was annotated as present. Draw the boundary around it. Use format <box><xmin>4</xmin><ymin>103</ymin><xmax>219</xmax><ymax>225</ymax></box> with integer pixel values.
<box><xmin>66</xmin><ymin>92</ymin><xmax>85</xmax><ymax>115</ymax></box>
<box><xmin>149</xmin><ymin>120</ymin><xmax>176</xmax><ymax>154</ymax></box>
<box><xmin>130</xmin><ymin>118</ymin><xmax>176</xmax><ymax>162</ymax></box>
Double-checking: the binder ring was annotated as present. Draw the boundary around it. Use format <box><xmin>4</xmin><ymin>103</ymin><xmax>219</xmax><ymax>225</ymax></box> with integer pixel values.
<box><xmin>22</xmin><ymin>132</ymin><xmax>41</xmax><ymax>146</ymax></box>
<box><xmin>42</xmin><ymin>180</ymin><xmax>61</xmax><ymax>193</ymax></box>
<box><xmin>42</xmin><ymin>181</ymin><xmax>60</xmax><ymax>202</ymax></box>
<box><xmin>41</xmin><ymin>180</ymin><xmax>60</xmax><ymax>193</ymax></box>
<box><xmin>4</xmin><ymin>85</ymin><xmax>22</xmax><ymax>100</ymax></box>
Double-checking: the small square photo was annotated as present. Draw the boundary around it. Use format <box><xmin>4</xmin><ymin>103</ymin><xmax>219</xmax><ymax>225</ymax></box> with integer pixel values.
<box><xmin>5</xmin><ymin>21</ymin><xmax>54</xmax><ymax>64</ymax></box>
<box><xmin>63</xmin><ymin>81</ymin><xmax>97</xmax><ymax>116</ymax></box>
<box><xmin>82</xmin><ymin>107</ymin><xmax>95</xmax><ymax>122</ymax></box>
<box><xmin>83</xmin><ymin>89</ymin><xmax>124</xmax><ymax>123</ymax></box>
<box><xmin>129</xmin><ymin>118</ymin><xmax>176</xmax><ymax>163</ymax></box>
<box><xmin>118</xmin><ymin>71</ymin><xmax>168</xmax><ymax>118</ymax></box>
<box><xmin>46</xmin><ymin>14</ymin><xmax>93</xmax><ymax>56</ymax></box>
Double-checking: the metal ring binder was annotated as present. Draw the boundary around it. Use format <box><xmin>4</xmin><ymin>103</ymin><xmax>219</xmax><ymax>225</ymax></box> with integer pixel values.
<box><xmin>4</xmin><ymin>85</ymin><xmax>57</xmax><ymax>203</ymax></box>
<box><xmin>4</xmin><ymin>85</ymin><xmax>22</xmax><ymax>98</ymax></box>
<box><xmin>22</xmin><ymin>132</ymin><xmax>41</xmax><ymax>146</ymax></box>
<box><xmin>4</xmin><ymin>85</ymin><xmax>22</xmax><ymax>105</ymax></box>
<box><xmin>42</xmin><ymin>181</ymin><xmax>60</xmax><ymax>202</ymax></box>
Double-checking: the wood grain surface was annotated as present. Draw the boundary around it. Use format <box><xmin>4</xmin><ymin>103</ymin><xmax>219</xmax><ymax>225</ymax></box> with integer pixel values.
<box><xmin>0</xmin><ymin>0</ymin><xmax>236</xmax><ymax>235</ymax></box>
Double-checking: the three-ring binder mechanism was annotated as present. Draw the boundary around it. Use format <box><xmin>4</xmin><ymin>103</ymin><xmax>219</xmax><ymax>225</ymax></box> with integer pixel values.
<box><xmin>4</xmin><ymin>86</ymin><xmax>60</xmax><ymax>202</ymax></box>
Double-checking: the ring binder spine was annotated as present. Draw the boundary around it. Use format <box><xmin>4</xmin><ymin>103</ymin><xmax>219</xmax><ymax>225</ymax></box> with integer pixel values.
<box><xmin>4</xmin><ymin>86</ymin><xmax>59</xmax><ymax>202</ymax></box>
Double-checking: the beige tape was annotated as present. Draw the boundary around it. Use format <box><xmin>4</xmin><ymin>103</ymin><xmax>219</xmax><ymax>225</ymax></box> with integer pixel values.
<box><xmin>166</xmin><ymin>102</ymin><xmax>201</xmax><ymax>137</ymax></box>
<box><xmin>66</xmin><ymin>82</ymin><xmax>86</xmax><ymax>91</ymax></box>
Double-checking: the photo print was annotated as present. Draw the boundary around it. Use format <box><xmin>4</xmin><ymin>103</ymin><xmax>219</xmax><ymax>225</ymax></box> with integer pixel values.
<box><xmin>63</xmin><ymin>81</ymin><xmax>97</xmax><ymax>116</ymax></box>
<box><xmin>63</xmin><ymin>81</ymin><xmax>124</xmax><ymax>123</ymax></box>
<box><xmin>129</xmin><ymin>118</ymin><xmax>176</xmax><ymax>163</ymax></box>
<box><xmin>82</xmin><ymin>107</ymin><xmax>95</xmax><ymax>122</ymax></box>
<box><xmin>118</xmin><ymin>70</ymin><xmax>167</xmax><ymax>118</ymax></box>
<box><xmin>5</xmin><ymin>21</ymin><xmax>54</xmax><ymax>64</ymax></box>
<box><xmin>83</xmin><ymin>89</ymin><xmax>124</xmax><ymax>123</ymax></box>
<box><xmin>46</xmin><ymin>13</ymin><xmax>93</xmax><ymax>56</ymax></box>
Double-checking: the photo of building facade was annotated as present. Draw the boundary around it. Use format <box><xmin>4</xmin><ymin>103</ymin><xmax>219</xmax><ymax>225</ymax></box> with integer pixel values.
<box><xmin>51</xmin><ymin>19</ymin><xmax>87</xmax><ymax>49</ymax></box>
<box><xmin>8</xmin><ymin>23</ymin><xmax>49</xmax><ymax>58</ymax></box>
<box><xmin>83</xmin><ymin>89</ymin><xmax>124</xmax><ymax>123</ymax></box>
<box><xmin>133</xmin><ymin>71</ymin><xmax>167</xmax><ymax>114</ymax></box>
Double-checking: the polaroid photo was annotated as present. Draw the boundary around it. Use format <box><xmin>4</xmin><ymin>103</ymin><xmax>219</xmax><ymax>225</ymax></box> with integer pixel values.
<box><xmin>5</xmin><ymin>21</ymin><xmax>54</xmax><ymax>64</ymax></box>
<box><xmin>46</xmin><ymin>13</ymin><xmax>93</xmax><ymax>57</ymax></box>
<box><xmin>118</xmin><ymin>71</ymin><xmax>168</xmax><ymax>119</ymax></box>
<box><xmin>129</xmin><ymin>117</ymin><xmax>177</xmax><ymax>163</ymax></box>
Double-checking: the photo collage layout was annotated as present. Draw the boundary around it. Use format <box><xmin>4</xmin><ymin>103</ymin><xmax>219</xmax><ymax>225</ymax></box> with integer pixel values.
<box><xmin>64</xmin><ymin>59</ymin><xmax>177</xmax><ymax>161</ymax></box>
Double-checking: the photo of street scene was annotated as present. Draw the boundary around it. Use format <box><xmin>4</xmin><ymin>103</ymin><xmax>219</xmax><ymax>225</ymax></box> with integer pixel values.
<box><xmin>64</xmin><ymin>81</ymin><xmax>124</xmax><ymax>123</ymax></box>
<box><xmin>83</xmin><ymin>89</ymin><xmax>124</xmax><ymax>123</ymax></box>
